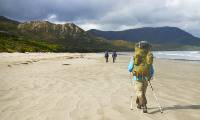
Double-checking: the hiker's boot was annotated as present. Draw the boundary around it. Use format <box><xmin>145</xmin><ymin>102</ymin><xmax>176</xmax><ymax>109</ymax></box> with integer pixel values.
<box><xmin>136</xmin><ymin>97</ymin><xmax>141</xmax><ymax>109</ymax></box>
<box><xmin>137</xmin><ymin>104</ymin><xmax>141</xmax><ymax>109</ymax></box>
<box><xmin>143</xmin><ymin>105</ymin><xmax>148</xmax><ymax>113</ymax></box>
<box><xmin>138</xmin><ymin>95</ymin><xmax>148</xmax><ymax>113</ymax></box>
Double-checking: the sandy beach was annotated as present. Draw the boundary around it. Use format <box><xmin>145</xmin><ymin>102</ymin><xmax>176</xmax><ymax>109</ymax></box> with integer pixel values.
<box><xmin>0</xmin><ymin>53</ymin><xmax>200</xmax><ymax>120</ymax></box>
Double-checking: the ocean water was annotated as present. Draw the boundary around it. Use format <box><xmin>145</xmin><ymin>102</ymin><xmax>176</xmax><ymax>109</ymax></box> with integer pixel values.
<box><xmin>115</xmin><ymin>51</ymin><xmax>200</xmax><ymax>61</ymax></box>
<box><xmin>153</xmin><ymin>51</ymin><xmax>200</xmax><ymax>61</ymax></box>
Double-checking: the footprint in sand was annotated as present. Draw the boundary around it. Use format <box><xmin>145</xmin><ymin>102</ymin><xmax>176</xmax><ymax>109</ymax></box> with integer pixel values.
<box><xmin>21</xmin><ymin>62</ymin><xmax>29</xmax><ymax>65</ymax></box>
<box><xmin>32</xmin><ymin>60</ymin><xmax>40</xmax><ymax>62</ymax></box>
<box><xmin>7</xmin><ymin>65</ymin><xmax>12</xmax><ymax>67</ymax></box>
<box><xmin>62</xmin><ymin>64</ymin><xmax>70</xmax><ymax>65</ymax></box>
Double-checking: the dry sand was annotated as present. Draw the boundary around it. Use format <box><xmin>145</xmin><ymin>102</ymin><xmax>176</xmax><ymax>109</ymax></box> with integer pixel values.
<box><xmin>0</xmin><ymin>53</ymin><xmax>200</xmax><ymax>120</ymax></box>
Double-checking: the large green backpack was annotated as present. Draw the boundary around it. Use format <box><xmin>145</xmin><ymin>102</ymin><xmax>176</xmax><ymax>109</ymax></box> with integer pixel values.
<box><xmin>133</xmin><ymin>41</ymin><xmax>153</xmax><ymax>79</ymax></box>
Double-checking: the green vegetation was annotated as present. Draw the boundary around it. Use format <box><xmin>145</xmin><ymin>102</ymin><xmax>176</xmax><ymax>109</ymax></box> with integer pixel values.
<box><xmin>112</xmin><ymin>40</ymin><xmax>134</xmax><ymax>50</ymax></box>
<box><xmin>0</xmin><ymin>16</ymin><xmax>19</xmax><ymax>34</ymax></box>
<box><xmin>179</xmin><ymin>45</ymin><xmax>200</xmax><ymax>51</ymax></box>
<box><xmin>0</xmin><ymin>16</ymin><xmax>134</xmax><ymax>53</ymax></box>
<box><xmin>0</xmin><ymin>32</ymin><xmax>63</xmax><ymax>52</ymax></box>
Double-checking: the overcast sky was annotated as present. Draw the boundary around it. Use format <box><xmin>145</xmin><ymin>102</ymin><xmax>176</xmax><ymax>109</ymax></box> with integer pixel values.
<box><xmin>1</xmin><ymin>0</ymin><xmax>200</xmax><ymax>37</ymax></box>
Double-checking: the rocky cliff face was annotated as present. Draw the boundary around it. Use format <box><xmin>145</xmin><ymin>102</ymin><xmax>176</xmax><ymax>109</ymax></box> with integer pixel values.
<box><xmin>17</xmin><ymin>21</ymin><xmax>88</xmax><ymax>42</ymax></box>
<box><xmin>18</xmin><ymin>21</ymin><xmax>85</xmax><ymax>35</ymax></box>
<box><xmin>0</xmin><ymin>16</ymin><xmax>131</xmax><ymax>52</ymax></box>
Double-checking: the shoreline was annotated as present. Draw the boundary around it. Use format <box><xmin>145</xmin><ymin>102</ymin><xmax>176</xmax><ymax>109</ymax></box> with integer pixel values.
<box><xmin>1</xmin><ymin>52</ymin><xmax>200</xmax><ymax>65</ymax></box>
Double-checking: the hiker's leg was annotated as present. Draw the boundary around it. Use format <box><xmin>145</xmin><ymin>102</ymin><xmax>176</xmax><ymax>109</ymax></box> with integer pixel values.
<box><xmin>136</xmin><ymin>97</ymin><xmax>141</xmax><ymax>109</ymax></box>
<box><xmin>136</xmin><ymin>96</ymin><xmax>139</xmax><ymax>104</ymax></box>
<box><xmin>142</xmin><ymin>81</ymin><xmax>148</xmax><ymax>113</ymax></box>
<box><xmin>143</xmin><ymin>81</ymin><xmax>148</xmax><ymax>105</ymax></box>
<box><xmin>106</xmin><ymin>57</ymin><xmax>108</xmax><ymax>62</ymax></box>
<box><xmin>134</xmin><ymin>81</ymin><xmax>143</xmax><ymax>107</ymax></box>
<box><xmin>134</xmin><ymin>80</ymin><xmax>148</xmax><ymax>112</ymax></box>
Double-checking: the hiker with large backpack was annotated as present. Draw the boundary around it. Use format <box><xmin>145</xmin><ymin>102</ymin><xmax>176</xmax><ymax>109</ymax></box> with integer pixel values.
<box><xmin>128</xmin><ymin>41</ymin><xmax>154</xmax><ymax>113</ymax></box>
<box><xmin>105</xmin><ymin>51</ymin><xmax>109</xmax><ymax>62</ymax></box>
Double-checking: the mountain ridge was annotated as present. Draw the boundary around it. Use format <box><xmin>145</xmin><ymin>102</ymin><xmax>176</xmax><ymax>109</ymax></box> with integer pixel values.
<box><xmin>0</xmin><ymin>16</ymin><xmax>131</xmax><ymax>52</ymax></box>
<box><xmin>88</xmin><ymin>27</ymin><xmax>200</xmax><ymax>45</ymax></box>
<box><xmin>1</xmin><ymin>16</ymin><xmax>200</xmax><ymax>52</ymax></box>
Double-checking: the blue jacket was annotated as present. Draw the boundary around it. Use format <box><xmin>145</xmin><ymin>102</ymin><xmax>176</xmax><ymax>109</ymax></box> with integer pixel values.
<box><xmin>128</xmin><ymin>59</ymin><xmax>154</xmax><ymax>81</ymax></box>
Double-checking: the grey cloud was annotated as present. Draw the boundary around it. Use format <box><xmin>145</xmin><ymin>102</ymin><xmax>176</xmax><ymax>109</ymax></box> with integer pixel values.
<box><xmin>1</xmin><ymin>0</ymin><xmax>200</xmax><ymax>37</ymax></box>
<box><xmin>0</xmin><ymin>0</ymin><xmax>116</xmax><ymax>21</ymax></box>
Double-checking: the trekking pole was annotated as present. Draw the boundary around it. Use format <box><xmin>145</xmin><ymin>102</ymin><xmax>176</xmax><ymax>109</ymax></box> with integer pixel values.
<box><xmin>130</xmin><ymin>72</ymin><xmax>134</xmax><ymax>110</ymax></box>
<box><xmin>128</xmin><ymin>56</ymin><xmax>134</xmax><ymax>110</ymax></box>
<box><xmin>148</xmin><ymin>80</ymin><xmax>163</xmax><ymax>113</ymax></box>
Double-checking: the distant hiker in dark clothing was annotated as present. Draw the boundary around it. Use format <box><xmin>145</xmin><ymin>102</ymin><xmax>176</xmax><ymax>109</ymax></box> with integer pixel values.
<box><xmin>105</xmin><ymin>51</ymin><xmax>109</xmax><ymax>62</ymax></box>
<box><xmin>112</xmin><ymin>51</ymin><xmax>117</xmax><ymax>63</ymax></box>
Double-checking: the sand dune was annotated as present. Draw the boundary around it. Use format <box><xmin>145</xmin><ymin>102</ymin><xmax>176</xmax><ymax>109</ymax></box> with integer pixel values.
<box><xmin>0</xmin><ymin>53</ymin><xmax>200</xmax><ymax>120</ymax></box>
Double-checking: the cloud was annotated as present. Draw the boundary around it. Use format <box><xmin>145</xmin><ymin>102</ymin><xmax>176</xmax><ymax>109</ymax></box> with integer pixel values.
<box><xmin>1</xmin><ymin>0</ymin><xmax>200</xmax><ymax>37</ymax></box>
<box><xmin>79</xmin><ymin>23</ymin><xmax>101</xmax><ymax>30</ymax></box>
<box><xmin>44</xmin><ymin>14</ymin><xmax>66</xmax><ymax>24</ymax></box>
